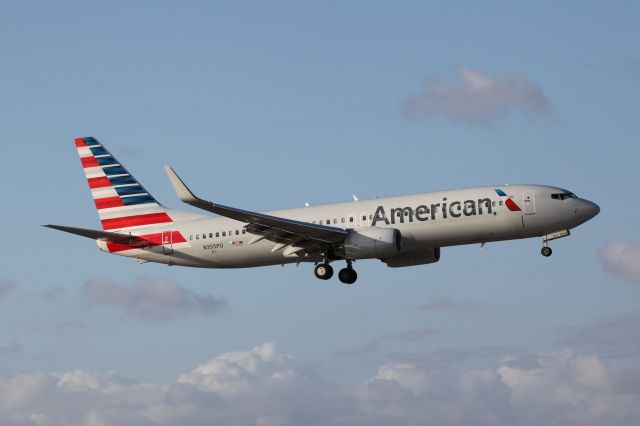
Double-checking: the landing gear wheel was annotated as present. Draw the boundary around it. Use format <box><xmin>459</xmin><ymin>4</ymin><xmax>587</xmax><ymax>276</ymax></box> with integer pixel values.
<box><xmin>338</xmin><ymin>268</ymin><xmax>358</xmax><ymax>284</ymax></box>
<box><xmin>541</xmin><ymin>246</ymin><xmax>552</xmax><ymax>257</ymax></box>
<box><xmin>314</xmin><ymin>263</ymin><xmax>333</xmax><ymax>280</ymax></box>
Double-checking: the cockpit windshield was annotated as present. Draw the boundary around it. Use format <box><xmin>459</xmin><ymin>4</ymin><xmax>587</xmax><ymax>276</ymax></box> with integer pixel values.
<box><xmin>551</xmin><ymin>192</ymin><xmax>577</xmax><ymax>200</ymax></box>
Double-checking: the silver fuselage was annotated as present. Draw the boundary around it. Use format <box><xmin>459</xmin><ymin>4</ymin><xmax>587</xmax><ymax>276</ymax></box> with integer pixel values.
<box><xmin>98</xmin><ymin>184</ymin><xmax>599</xmax><ymax>268</ymax></box>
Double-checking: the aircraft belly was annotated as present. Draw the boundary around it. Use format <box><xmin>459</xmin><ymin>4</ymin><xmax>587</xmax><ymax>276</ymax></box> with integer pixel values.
<box><xmin>197</xmin><ymin>240</ymin><xmax>303</xmax><ymax>268</ymax></box>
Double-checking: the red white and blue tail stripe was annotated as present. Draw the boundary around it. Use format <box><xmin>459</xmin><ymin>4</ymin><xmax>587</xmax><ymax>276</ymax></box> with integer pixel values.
<box><xmin>75</xmin><ymin>137</ymin><xmax>174</xmax><ymax>231</ymax></box>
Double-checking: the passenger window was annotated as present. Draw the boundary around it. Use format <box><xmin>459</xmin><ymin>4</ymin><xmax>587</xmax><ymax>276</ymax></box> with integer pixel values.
<box><xmin>235</xmin><ymin>230</ymin><xmax>239</xmax><ymax>235</ymax></box>
<box><xmin>202</xmin><ymin>234</ymin><xmax>206</xmax><ymax>239</ymax></box>
<box><xmin>209</xmin><ymin>233</ymin><xmax>213</xmax><ymax>238</ymax></box>
<box><xmin>499</xmin><ymin>201</ymin><xmax>503</xmax><ymax>206</ymax></box>
<box><xmin>362</xmin><ymin>215</ymin><xmax>366</xmax><ymax>221</ymax></box>
<box><xmin>349</xmin><ymin>217</ymin><xmax>354</xmax><ymax>223</ymax></box>
<box><xmin>242</xmin><ymin>229</ymin><xmax>246</xmax><ymax>234</ymax></box>
<box><xmin>196</xmin><ymin>234</ymin><xmax>200</xmax><ymax>240</ymax></box>
<box><xmin>189</xmin><ymin>235</ymin><xmax>193</xmax><ymax>241</ymax></box>
<box><xmin>333</xmin><ymin>219</ymin><xmax>337</xmax><ymax>224</ymax></box>
<box><xmin>369</xmin><ymin>214</ymin><xmax>373</xmax><ymax>220</ymax></box>
<box><xmin>222</xmin><ymin>232</ymin><xmax>226</xmax><ymax>237</ymax></box>
<box><xmin>341</xmin><ymin>217</ymin><xmax>345</xmax><ymax>223</ymax></box>
<box><xmin>216</xmin><ymin>232</ymin><xmax>219</xmax><ymax>237</ymax></box>
<box><xmin>326</xmin><ymin>220</ymin><xmax>330</xmax><ymax>225</ymax></box>
<box><xmin>492</xmin><ymin>201</ymin><xmax>496</xmax><ymax>207</ymax></box>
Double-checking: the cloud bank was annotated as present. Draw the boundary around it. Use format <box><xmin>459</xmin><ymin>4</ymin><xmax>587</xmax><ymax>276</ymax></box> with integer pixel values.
<box><xmin>403</xmin><ymin>67</ymin><xmax>552</xmax><ymax>125</ymax></box>
<box><xmin>599</xmin><ymin>240</ymin><xmax>640</xmax><ymax>284</ymax></box>
<box><xmin>0</xmin><ymin>342</ymin><xmax>638</xmax><ymax>426</ymax></box>
<box><xmin>83</xmin><ymin>276</ymin><xmax>228</xmax><ymax>321</ymax></box>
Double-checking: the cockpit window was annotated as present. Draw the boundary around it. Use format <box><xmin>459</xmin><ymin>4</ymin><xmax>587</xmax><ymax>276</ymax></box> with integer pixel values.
<box><xmin>551</xmin><ymin>192</ymin><xmax>577</xmax><ymax>200</ymax></box>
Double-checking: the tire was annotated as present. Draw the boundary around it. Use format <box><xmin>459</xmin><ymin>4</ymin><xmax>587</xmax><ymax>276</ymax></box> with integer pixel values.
<box><xmin>338</xmin><ymin>268</ymin><xmax>357</xmax><ymax>284</ymax></box>
<box><xmin>541</xmin><ymin>247</ymin><xmax>552</xmax><ymax>257</ymax></box>
<box><xmin>314</xmin><ymin>263</ymin><xmax>333</xmax><ymax>280</ymax></box>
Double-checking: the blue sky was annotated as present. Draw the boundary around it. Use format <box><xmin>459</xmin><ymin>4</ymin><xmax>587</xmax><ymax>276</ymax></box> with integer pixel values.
<box><xmin>1</xmin><ymin>1</ymin><xmax>639</xmax><ymax>424</ymax></box>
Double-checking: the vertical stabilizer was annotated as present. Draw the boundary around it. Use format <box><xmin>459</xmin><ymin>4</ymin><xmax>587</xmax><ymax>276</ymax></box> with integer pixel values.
<box><xmin>74</xmin><ymin>137</ymin><xmax>174</xmax><ymax>231</ymax></box>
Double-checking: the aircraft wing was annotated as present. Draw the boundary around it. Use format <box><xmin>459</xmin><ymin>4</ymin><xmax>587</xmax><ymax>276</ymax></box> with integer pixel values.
<box><xmin>164</xmin><ymin>166</ymin><xmax>348</xmax><ymax>247</ymax></box>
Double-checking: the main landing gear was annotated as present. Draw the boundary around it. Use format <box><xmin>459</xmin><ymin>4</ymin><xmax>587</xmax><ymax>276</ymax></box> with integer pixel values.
<box><xmin>314</xmin><ymin>263</ymin><xmax>334</xmax><ymax>280</ymax></box>
<box><xmin>338</xmin><ymin>261</ymin><xmax>357</xmax><ymax>285</ymax></box>
<box><xmin>541</xmin><ymin>245</ymin><xmax>553</xmax><ymax>257</ymax></box>
<box><xmin>314</xmin><ymin>260</ymin><xmax>358</xmax><ymax>284</ymax></box>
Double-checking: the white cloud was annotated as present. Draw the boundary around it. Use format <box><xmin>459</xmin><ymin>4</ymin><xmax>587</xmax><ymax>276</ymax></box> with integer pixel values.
<box><xmin>403</xmin><ymin>67</ymin><xmax>552</xmax><ymax>125</ymax></box>
<box><xmin>83</xmin><ymin>275</ymin><xmax>228</xmax><ymax>321</ymax></box>
<box><xmin>177</xmin><ymin>342</ymin><xmax>295</xmax><ymax>394</ymax></box>
<box><xmin>599</xmin><ymin>240</ymin><xmax>640</xmax><ymax>284</ymax></box>
<box><xmin>361</xmin><ymin>362</ymin><xmax>430</xmax><ymax>398</ymax></box>
<box><xmin>0</xmin><ymin>344</ymin><xmax>638</xmax><ymax>425</ymax></box>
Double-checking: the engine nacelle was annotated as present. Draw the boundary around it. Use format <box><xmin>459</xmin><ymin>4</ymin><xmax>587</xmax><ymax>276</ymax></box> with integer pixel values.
<box><xmin>344</xmin><ymin>227</ymin><xmax>402</xmax><ymax>260</ymax></box>
<box><xmin>383</xmin><ymin>247</ymin><xmax>440</xmax><ymax>268</ymax></box>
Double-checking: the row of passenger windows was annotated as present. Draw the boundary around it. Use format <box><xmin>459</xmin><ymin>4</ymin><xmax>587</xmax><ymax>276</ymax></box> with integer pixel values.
<box><xmin>190</xmin><ymin>229</ymin><xmax>246</xmax><ymax>241</ymax></box>
<box><xmin>312</xmin><ymin>215</ymin><xmax>371</xmax><ymax>225</ymax></box>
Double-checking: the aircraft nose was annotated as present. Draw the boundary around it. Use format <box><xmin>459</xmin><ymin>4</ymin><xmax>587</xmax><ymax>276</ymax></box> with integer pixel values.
<box><xmin>579</xmin><ymin>199</ymin><xmax>600</xmax><ymax>221</ymax></box>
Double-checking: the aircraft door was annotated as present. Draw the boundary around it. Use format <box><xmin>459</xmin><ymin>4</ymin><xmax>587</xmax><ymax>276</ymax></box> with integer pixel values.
<box><xmin>523</xmin><ymin>190</ymin><xmax>535</xmax><ymax>215</ymax></box>
<box><xmin>162</xmin><ymin>230</ymin><xmax>173</xmax><ymax>254</ymax></box>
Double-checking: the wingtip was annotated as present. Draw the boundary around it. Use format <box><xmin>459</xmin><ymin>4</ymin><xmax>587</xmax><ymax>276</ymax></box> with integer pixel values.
<box><xmin>163</xmin><ymin>164</ymin><xmax>198</xmax><ymax>203</ymax></box>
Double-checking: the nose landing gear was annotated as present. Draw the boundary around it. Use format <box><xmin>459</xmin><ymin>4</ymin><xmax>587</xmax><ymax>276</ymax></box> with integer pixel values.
<box><xmin>539</xmin><ymin>230</ymin><xmax>570</xmax><ymax>257</ymax></box>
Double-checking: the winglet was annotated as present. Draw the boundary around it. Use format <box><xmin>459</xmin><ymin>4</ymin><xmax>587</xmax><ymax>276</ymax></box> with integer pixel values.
<box><xmin>164</xmin><ymin>165</ymin><xmax>199</xmax><ymax>204</ymax></box>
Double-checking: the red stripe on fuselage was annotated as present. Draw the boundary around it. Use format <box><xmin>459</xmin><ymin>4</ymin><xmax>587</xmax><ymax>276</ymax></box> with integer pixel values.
<box><xmin>88</xmin><ymin>176</ymin><xmax>112</xmax><ymax>188</ymax></box>
<box><xmin>107</xmin><ymin>231</ymin><xmax>187</xmax><ymax>253</ymax></box>
<box><xmin>75</xmin><ymin>138</ymin><xmax>87</xmax><ymax>147</ymax></box>
<box><xmin>81</xmin><ymin>156</ymin><xmax>99</xmax><ymax>168</ymax></box>
<box><xmin>94</xmin><ymin>196</ymin><xmax>125</xmax><ymax>209</ymax></box>
<box><xmin>101</xmin><ymin>212</ymin><xmax>173</xmax><ymax>230</ymax></box>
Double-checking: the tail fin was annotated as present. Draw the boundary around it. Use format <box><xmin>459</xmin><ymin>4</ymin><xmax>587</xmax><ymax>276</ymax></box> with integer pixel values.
<box><xmin>74</xmin><ymin>137</ymin><xmax>174</xmax><ymax>231</ymax></box>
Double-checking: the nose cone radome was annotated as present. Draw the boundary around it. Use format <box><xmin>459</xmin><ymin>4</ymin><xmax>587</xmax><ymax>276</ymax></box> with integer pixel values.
<box><xmin>573</xmin><ymin>199</ymin><xmax>600</xmax><ymax>226</ymax></box>
<box><xmin>581</xmin><ymin>199</ymin><xmax>600</xmax><ymax>221</ymax></box>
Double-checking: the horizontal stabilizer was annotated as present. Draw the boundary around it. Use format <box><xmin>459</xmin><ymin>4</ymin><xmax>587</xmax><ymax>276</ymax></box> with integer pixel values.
<box><xmin>43</xmin><ymin>225</ymin><xmax>148</xmax><ymax>247</ymax></box>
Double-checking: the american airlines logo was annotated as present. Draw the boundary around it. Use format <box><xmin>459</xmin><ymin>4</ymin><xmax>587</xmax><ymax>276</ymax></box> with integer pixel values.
<box><xmin>371</xmin><ymin>189</ymin><xmax>520</xmax><ymax>226</ymax></box>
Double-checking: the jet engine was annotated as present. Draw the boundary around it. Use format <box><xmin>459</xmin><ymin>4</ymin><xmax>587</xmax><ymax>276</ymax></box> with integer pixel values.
<box><xmin>383</xmin><ymin>247</ymin><xmax>440</xmax><ymax>267</ymax></box>
<box><xmin>344</xmin><ymin>227</ymin><xmax>402</xmax><ymax>259</ymax></box>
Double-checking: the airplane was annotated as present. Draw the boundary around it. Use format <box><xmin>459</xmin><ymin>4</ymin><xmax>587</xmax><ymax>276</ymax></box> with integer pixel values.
<box><xmin>45</xmin><ymin>137</ymin><xmax>600</xmax><ymax>284</ymax></box>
